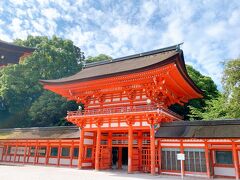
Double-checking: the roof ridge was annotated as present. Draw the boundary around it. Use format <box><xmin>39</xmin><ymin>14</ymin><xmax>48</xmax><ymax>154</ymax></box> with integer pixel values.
<box><xmin>84</xmin><ymin>43</ymin><xmax>183</xmax><ymax>68</ymax></box>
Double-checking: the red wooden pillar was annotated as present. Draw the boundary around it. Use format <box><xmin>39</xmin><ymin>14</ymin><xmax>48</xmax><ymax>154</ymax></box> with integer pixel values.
<box><xmin>128</xmin><ymin>124</ymin><xmax>133</xmax><ymax>173</ymax></box>
<box><xmin>138</xmin><ymin>131</ymin><xmax>142</xmax><ymax>171</ymax></box>
<box><xmin>204</xmin><ymin>141</ymin><xmax>211</xmax><ymax>179</ymax></box>
<box><xmin>158</xmin><ymin>139</ymin><xmax>162</xmax><ymax>174</ymax></box>
<box><xmin>78</xmin><ymin>128</ymin><xmax>84</xmax><ymax>169</ymax></box>
<box><xmin>23</xmin><ymin>143</ymin><xmax>27</xmax><ymax>164</ymax></box>
<box><xmin>57</xmin><ymin>141</ymin><xmax>61</xmax><ymax>166</ymax></box>
<box><xmin>118</xmin><ymin>147</ymin><xmax>122</xmax><ymax>169</ymax></box>
<box><xmin>108</xmin><ymin>131</ymin><xmax>112</xmax><ymax>167</ymax></box>
<box><xmin>95</xmin><ymin>126</ymin><xmax>101</xmax><ymax>170</ymax></box>
<box><xmin>150</xmin><ymin>124</ymin><xmax>156</xmax><ymax>175</ymax></box>
<box><xmin>13</xmin><ymin>143</ymin><xmax>18</xmax><ymax>163</ymax></box>
<box><xmin>232</xmin><ymin>142</ymin><xmax>239</xmax><ymax>180</ymax></box>
<box><xmin>180</xmin><ymin>140</ymin><xmax>185</xmax><ymax>176</ymax></box>
<box><xmin>70</xmin><ymin>140</ymin><xmax>74</xmax><ymax>168</ymax></box>
<box><xmin>45</xmin><ymin>141</ymin><xmax>50</xmax><ymax>165</ymax></box>
<box><xmin>34</xmin><ymin>143</ymin><xmax>38</xmax><ymax>165</ymax></box>
<box><xmin>4</xmin><ymin>144</ymin><xmax>9</xmax><ymax>161</ymax></box>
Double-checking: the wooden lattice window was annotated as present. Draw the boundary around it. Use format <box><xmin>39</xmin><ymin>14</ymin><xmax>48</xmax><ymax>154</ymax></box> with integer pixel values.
<box><xmin>161</xmin><ymin>148</ymin><xmax>181</xmax><ymax>171</ymax></box>
<box><xmin>184</xmin><ymin>148</ymin><xmax>206</xmax><ymax>172</ymax></box>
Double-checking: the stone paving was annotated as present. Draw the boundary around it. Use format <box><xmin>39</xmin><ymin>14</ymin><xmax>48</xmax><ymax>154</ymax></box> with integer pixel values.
<box><xmin>0</xmin><ymin>164</ymin><xmax>226</xmax><ymax>180</ymax></box>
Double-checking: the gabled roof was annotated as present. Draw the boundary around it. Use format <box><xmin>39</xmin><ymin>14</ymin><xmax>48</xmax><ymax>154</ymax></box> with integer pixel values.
<box><xmin>0</xmin><ymin>126</ymin><xmax>79</xmax><ymax>140</ymax></box>
<box><xmin>155</xmin><ymin>119</ymin><xmax>240</xmax><ymax>138</ymax></box>
<box><xmin>0</xmin><ymin>40</ymin><xmax>35</xmax><ymax>66</ymax></box>
<box><xmin>40</xmin><ymin>44</ymin><xmax>182</xmax><ymax>84</ymax></box>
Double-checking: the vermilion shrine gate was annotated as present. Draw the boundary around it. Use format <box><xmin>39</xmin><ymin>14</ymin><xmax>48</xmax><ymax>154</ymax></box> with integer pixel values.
<box><xmin>40</xmin><ymin>45</ymin><xmax>203</xmax><ymax>174</ymax></box>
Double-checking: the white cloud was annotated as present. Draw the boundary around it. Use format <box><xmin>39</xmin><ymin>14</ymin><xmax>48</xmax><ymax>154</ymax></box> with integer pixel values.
<box><xmin>41</xmin><ymin>8</ymin><xmax>60</xmax><ymax>20</ymax></box>
<box><xmin>0</xmin><ymin>0</ymin><xmax>239</xmax><ymax>89</ymax></box>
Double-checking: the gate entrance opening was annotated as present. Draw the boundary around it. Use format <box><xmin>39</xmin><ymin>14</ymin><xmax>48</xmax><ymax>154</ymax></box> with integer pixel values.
<box><xmin>111</xmin><ymin>147</ymin><xmax>128</xmax><ymax>170</ymax></box>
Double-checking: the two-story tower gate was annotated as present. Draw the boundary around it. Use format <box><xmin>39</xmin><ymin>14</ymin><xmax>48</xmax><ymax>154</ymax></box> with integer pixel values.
<box><xmin>41</xmin><ymin>45</ymin><xmax>203</xmax><ymax>174</ymax></box>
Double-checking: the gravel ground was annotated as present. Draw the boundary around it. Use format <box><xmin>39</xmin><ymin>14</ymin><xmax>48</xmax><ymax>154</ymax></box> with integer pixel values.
<box><xmin>0</xmin><ymin>164</ymin><xmax>226</xmax><ymax>180</ymax></box>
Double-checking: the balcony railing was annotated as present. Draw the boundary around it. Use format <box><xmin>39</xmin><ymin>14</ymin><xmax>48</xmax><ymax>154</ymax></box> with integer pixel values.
<box><xmin>67</xmin><ymin>105</ymin><xmax>157</xmax><ymax>117</ymax></box>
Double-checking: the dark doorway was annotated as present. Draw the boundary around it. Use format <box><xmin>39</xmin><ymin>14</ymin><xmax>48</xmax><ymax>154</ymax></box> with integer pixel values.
<box><xmin>112</xmin><ymin>147</ymin><xmax>118</xmax><ymax>169</ymax></box>
<box><xmin>122</xmin><ymin>147</ymin><xmax>128</xmax><ymax>166</ymax></box>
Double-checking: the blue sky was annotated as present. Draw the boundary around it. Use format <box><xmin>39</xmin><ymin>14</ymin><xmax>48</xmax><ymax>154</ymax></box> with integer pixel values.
<box><xmin>0</xmin><ymin>0</ymin><xmax>240</xmax><ymax>89</ymax></box>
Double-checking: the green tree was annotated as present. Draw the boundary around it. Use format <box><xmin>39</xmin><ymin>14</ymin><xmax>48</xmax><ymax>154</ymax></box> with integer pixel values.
<box><xmin>86</xmin><ymin>54</ymin><xmax>112</xmax><ymax>63</ymax></box>
<box><xmin>189</xmin><ymin>58</ymin><xmax>240</xmax><ymax>119</ymax></box>
<box><xmin>28</xmin><ymin>91</ymin><xmax>78</xmax><ymax>127</ymax></box>
<box><xmin>0</xmin><ymin>36</ymin><xmax>84</xmax><ymax>127</ymax></box>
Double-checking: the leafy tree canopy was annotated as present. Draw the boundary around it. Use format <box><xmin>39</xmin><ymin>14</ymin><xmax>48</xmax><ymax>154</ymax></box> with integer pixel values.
<box><xmin>0</xmin><ymin>35</ymin><xmax>84</xmax><ymax>127</ymax></box>
<box><xmin>189</xmin><ymin>58</ymin><xmax>240</xmax><ymax>119</ymax></box>
<box><xmin>86</xmin><ymin>54</ymin><xmax>112</xmax><ymax>63</ymax></box>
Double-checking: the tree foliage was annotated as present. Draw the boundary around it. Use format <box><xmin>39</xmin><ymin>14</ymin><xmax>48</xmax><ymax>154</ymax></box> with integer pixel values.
<box><xmin>86</xmin><ymin>54</ymin><xmax>112</xmax><ymax>63</ymax></box>
<box><xmin>0</xmin><ymin>35</ymin><xmax>84</xmax><ymax>127</ymax></box>
<box><xmin>189</xmin><ymin>58</ymin><xmax>240</xmax><ymax>119</ymax></box>
<box><xmin>28</xmin><ymin>91</ymin><xmax>78</xmax><ymax>127</ymax></box>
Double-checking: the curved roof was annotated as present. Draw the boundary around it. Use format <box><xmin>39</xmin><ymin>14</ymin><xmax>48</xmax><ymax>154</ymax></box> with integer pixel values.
<box><xmin>40</xmin><ymin>44</ymin><xmax>203</xmax><ymax>96</ymax></box>
<box><xmin>0</xmin><ymin>39</ymin><xmax>35</xmax><ymax>66</ymax></box>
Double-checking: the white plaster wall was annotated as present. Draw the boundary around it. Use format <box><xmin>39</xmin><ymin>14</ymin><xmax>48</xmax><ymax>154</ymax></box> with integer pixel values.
<box><xmin>72</xmin><ymin>159</ymin><xmax>78</xmax><ymax>166</ymax></box>
<box><xmin>183</xmin><ymin>143</ymin><xmax>204</xmax><ymax>147</ymax></box>
<box><xmin>85</xmin><ymin>124</ymin><xmax>91</xmax><ymax>128</ymax></box>
<box><xmin>120</xmin><ymin>122</ymin><xmax>127</xmax><ymax>127</ymax></box>
<box><xmin>214</xmin><ymin>167</ymin><xmax>235</xmax><ymax>177</ymax></box>
<box><xmin>38</xmin><ymin>157</ymin><xmax>46</xmax><ymax>164</ymax></box>
<box><xmin>161</xmin><ymin>143</ymin><xmax>180</xmax><ymax>147</ymax></box>
<box><xmin>6</xmin><ymin>156</ymin><xmax>11</xmax><ymax>161</ymax></box>
<box><xmin>60</xmin><ymin>159</ymin><xmax>70</xmax><ymax>165</ymax></box>
<box><xmin>133</xmin><ymin>122</ymin><xmax>140</xmax><ymax>126</ymax></box>
<box><xmin>101</xmin><ymin>123</ymin><xmax>109</xmax><ymax>128</ymax></box>
<box><xmin>49</xmin><ymin>158</ymin><xmax>57</xmax><ymax>164</ymax></box>
<box><xmin>0</xmin><ymin>148</ymin><xmax>3</xmax><ymax>160</ymax></box>
<box><xmin>111</xmin><ymin>123</ymin><xmax>118</xmax><ymax>127</ymax></box>
<box><xmin>28</xmin><ymin>157</ymin><xmax>34</xmax><ymax>163</ymax></box>
<box><xmin>84</xmin><ymin>139</ymin><xmax>93</xmax><ymax>145</ymax></box>
<box><xmin>82</xmin><ymin>162</ymin><xmax>92</xmax><ymax>167</ymax></box>
<box><xmin>10</xmin><ymin>156</ymin><xmax>14</xmax><ymax>161</ymax></box>
<box><xmin>141</xmin><ymin>122</ymin><xmax>149</xmax><ymax>127</ymax></box>
<box><xmin>19</xmin><ymin>156</ymin><xmax>24</xmax><ymax>162</ymax></box>
<box><xmin>84</xmin><ymin>132</ymin><xmax>94</xmax><ymax>136</ymax></box>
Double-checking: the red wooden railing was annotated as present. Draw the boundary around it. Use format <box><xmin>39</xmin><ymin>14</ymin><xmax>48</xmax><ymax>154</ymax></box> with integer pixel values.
<box><xmin>67</xmin><ymin>105</ymin><xmax>157</xmax><ymax>117</ymax></box>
